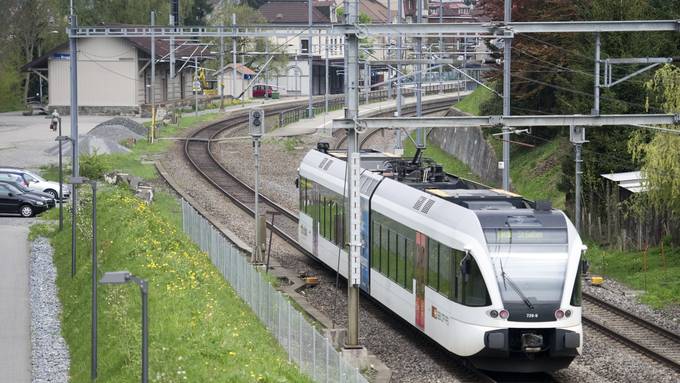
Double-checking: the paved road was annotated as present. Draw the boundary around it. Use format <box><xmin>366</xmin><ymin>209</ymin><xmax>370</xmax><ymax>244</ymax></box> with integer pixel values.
<box><xmin>0</xmin><ymin>218</ymin><xmax>33</xmax><ymax>383</ymax></box>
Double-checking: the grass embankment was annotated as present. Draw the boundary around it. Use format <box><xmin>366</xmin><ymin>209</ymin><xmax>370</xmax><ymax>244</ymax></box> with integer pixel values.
<box><xmin>33</xmin><ymin>112</ymin><xmax>312</xmax><ymax>382</ymax></box>
<box><xmin>455</xmin><ymin>86</ymin><xmax>567</xmax><ymax>208</ymax></box>
<box><xmin>403</xmin><ymin>136</ymin><xmax>483</xmax><ymax>184</ymax></box>
<box><xmin>586</xmin><ymin>243</ymin><xmax>680</xmax><ymax>308</ymax></box>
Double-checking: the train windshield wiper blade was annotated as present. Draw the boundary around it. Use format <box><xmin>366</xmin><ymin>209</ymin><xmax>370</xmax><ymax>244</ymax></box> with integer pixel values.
<box><xmin>502</xmin><ymin>271</ymin><xmax>534</xmax><ymax>310</ymax></box>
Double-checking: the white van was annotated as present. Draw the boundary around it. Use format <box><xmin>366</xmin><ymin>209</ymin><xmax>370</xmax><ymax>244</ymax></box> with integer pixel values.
<box><xmin>0</xmin><ymin>168</ymin><xmax>70</xmax><ymax>200</ymax></box>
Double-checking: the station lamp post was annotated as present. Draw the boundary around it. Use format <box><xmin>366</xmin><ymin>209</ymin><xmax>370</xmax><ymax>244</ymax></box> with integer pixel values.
<box><xmin>50</xmin><ymin>110</ymin><xmax>70</xmax><ymax>231</ymax></box>
<box><xmin>70</xmin><ymin>176</ymin><xmax>98</xmax><ymax>379</ymax></box>
<box><xmin>100</xmin><ymin>271</ymin><xmax>149</xmax><ymax>383</ymax></box>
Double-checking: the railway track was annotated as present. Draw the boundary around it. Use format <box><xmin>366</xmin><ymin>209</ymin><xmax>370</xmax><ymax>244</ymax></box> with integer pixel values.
<box><xmin>333</xmin><ymin>98</ymin><xmax>455</xmax><ymax>149</ymax></box>
<box><xmin>582</xmin><ymin>292</ymin><xmax>680</xmax><ymax>373</ymax></box>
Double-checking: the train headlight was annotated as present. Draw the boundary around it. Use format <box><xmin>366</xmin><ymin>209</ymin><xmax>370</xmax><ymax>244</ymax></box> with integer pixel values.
<box><xmin>554</xmin><ymin>309</ymin><xmax>565</xmax><ymax>320</ymax></box>
<box><xmin>499</xmin><ymin>309</ymin><xmax>509</xmax><ymax>319</ymax></box>
<box><xmin>565</xmin><ymin>309</ymin><xmax>572</xmax><ymax>318</ymax></box>
<box><xmin>489</xmin><ymin>310</ymin><xmax>499</xmax><ymax>318</ymax></box>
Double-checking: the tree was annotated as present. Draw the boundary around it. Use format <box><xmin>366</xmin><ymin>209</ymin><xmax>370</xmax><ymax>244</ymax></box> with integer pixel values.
<box><xmin>627</xmin><ymin>64</ymin><xmax>680</xmax><ymax>237</ymax></box>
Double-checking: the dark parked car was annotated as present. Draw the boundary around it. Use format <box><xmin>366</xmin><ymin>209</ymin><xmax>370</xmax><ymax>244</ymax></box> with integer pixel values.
<box><xmin>0</xmin><ymin>183</ymin><xmax>49</xmax><ymax>217</ymax></box>
<box><xmin>0</xmin><ymin>180</ymin><xmax>56</xmax><ymax>208</ymax></box>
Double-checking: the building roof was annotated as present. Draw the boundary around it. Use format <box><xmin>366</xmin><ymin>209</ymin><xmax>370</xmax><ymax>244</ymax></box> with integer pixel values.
<box><xmin>258</xmin><ymin>1</ymin><xmax>331</xmax><ymax>24</ymax></box>
<box><xmin>601</xmin><ymin>170</ymin><xmax>647</xmax><ymax>193</ymax></box>
<box><xmin>221</xmin><ymin>63</ymin><xmax>256</xmax><ymax>76</ymax></box>
<box><xmin>358</xmin><ymin>0</ymin><xmax>390</xmax><ymax>23</ymax></box>
<box><xmin>22</xmin><ymin>36</ymin><xmax>212</xmax><ymax>71</ymax></box>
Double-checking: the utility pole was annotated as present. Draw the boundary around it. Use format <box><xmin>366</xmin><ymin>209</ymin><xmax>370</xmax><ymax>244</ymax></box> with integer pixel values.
<box><xmin>570</xmin><ymin>125</ymin><xmax>585</xmax><ymax>233</ymax></box>
<box><xmin>387</xmin><ymin>0</ymin><xmax>392</xmax><ymax>100</ymax></box>
<box><xmin>194</xmin><ymin>56</ymin><xmax>199</xmax><ymax>117</ymax></box>
<box><xmin>415</xmin><ymin>0</ymin><xmax>424</xmax><ymax>148</ymax></box>
<box><xmin>345</xmin><ymin>0</ymin><xmax>361</xmax><ymax>349</ymax></box>
<box><xmin>502</xmin><ymin>0</ymin><xmax>512</xmax><ymax>191</ymax></box>
<box><xmin>593</xmin><ymin>33</ymin><xmax>601</xmax><ymax>115</ymax></box>
<box><xmin>69</xmin><ymin>0</ymin><xmax>79</xmax><ymax>278</ymax></box>
<box><xmin>439</xmin><ymin>0</ymin><xmax>443</xmax><ymax>93</ymax></box>
<box><xmin>394</xmin><ymin>0</ymin><xmax>403</xmax><ymax>153</ymax></box>
<box><xmin>308</xmin><ymin>0</ymin><xmax>314</xmax><ymax>118</ymax></box>
<box><xmin>232</xmin><ymin>14</ymin><xmax>237</xmax><ymax>105</ymax></box>
<box><xmin>220</xmin><ymin>28</ymin><xmax>225</xmax><ymax>111</ymax></box>
<box><xmin>325</xmin><ymin>33</ymin><xmax>330</xmax><ymax>113</ymax></box>
<box><xmin>150</xmin><ymin>11</ymin><xmax>156</xmax><ymax>143</ymax></box>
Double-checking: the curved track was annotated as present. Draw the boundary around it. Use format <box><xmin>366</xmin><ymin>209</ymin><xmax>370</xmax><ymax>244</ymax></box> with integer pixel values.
<box><xmin>333</xmin><ymin>98</ymin><xmax>455</xmax><ymax>149</ymax></box>
<box><xmin>582</xmin><ymin>292</ymin><xmax>680</xmax><ymax>373</ymax></box>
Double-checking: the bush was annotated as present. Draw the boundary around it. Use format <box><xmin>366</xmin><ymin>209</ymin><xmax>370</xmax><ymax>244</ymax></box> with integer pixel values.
<box><xmin>79</xmin><ymin>153</ymin><xmax>110</xmax><ymax>180</ymax></box>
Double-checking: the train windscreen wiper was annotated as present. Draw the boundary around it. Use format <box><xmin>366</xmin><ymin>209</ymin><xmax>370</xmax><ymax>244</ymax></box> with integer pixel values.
<box><xmin>500</xmin><ymin>264</ymin><xmax>534</xmax><ymax>310</ymax></box>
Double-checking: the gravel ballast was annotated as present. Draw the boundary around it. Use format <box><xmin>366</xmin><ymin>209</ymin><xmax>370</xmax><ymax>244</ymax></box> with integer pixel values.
<box><xmin>30</xmin><ymin>237</ymin><xmax>70</xmax><ymax>383</ymax></box>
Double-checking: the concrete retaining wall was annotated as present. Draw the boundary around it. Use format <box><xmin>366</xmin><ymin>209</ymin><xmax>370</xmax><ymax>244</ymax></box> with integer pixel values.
<box><xmin>428</xmin><ymin>107</ymin><xmax>502</xmax><ymax>185</ymax></box>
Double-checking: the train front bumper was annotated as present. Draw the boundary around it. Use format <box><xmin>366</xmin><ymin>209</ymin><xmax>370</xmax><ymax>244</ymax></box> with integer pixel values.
<box><xmin>468</xmin><ymin>327</ymin><xmax>581</xmax><ymax>372</ymax></box>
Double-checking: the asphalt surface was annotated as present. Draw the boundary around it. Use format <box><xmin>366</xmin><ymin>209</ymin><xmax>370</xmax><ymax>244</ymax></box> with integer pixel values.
<box><xmin>0</xmin><ymin>217</ymin><xmax>34</xmax><ymax>383</ymax></box>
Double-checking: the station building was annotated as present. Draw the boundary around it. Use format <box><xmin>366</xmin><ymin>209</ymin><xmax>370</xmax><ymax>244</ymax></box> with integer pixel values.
<box><xmin>22</xmin><ymin>35</ymin><xmax>213</xmax><ymax>116</ymax></box>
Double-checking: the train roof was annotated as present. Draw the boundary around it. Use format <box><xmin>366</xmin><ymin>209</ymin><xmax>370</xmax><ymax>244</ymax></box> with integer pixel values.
<box><xmin>323</xmin><ymin>148</ymin><xmax>536</xmax><ymax>212</ymax></box>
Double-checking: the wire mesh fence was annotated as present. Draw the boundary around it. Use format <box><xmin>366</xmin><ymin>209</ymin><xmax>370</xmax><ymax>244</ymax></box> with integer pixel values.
<box><xmin>181</xmin><ymin>199</ymin><xmax>368</xmax><ymax>383</ymax></box>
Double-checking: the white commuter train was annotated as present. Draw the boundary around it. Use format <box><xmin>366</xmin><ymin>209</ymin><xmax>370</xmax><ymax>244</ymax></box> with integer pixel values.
<box><xmin>297</xmin><ymin>147</ymin><xmax>585</xmax><ymax>372</ymax></box>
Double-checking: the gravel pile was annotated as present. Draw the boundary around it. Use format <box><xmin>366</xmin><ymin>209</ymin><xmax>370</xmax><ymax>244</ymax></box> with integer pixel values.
<box><xmin>96</xmin><ymin>117</ymin><xmax>147</xmax><ymax>137</ymax></box>
<box><xmin>30</xmin><ymin>237</ymin><xmax>70</xmax><ymax>383</ymax></box>
<box><xmin>46</xmin><ymin>117</ymin><xmax>145</xmax><ymax>156</ymax></box>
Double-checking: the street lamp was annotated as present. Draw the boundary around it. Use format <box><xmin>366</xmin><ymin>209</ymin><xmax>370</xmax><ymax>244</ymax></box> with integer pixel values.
<box><xmin>100</xmin><ymin>271</ymin><xmax>149</xmax><ymax>383</ymax></box>
<box><xmin>70</xmin><ymin>176</ymin><xmax>98</xmax><ymax>379</ymax></box>
<box><xmin>50</xmin><ymin>110</ymin><xmax>70</xmax><ymax>231</ymax></box>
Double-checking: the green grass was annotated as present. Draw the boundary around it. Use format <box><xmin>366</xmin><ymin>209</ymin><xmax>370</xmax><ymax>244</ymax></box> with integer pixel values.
<box><xmin>402</xmin><ymin>136</ymin><xmax>483</xmax><ymax>183</ymax></box>
<box><xmin>509</xmin><ymin>137</ymin><xmax>568</xmax><ymax>209</ymax></box>
<box><xmin>454</xmin><ymin>85</ymin><xmax>495</xmax><ymax>116</ymax></box>
<box><xmin>585</xmin><ymin>243</ymin><xmax>680</xmax><ymax>308</ymax></box>
<box><xmin>34</xmin><ymin>187</ymin><xmax>311</xmax><ymax>382</ymax></box>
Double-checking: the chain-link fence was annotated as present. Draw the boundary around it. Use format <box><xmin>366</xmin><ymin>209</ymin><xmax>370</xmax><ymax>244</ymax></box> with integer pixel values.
<box><xmin>181</xmin><ymin>200</ymin><xmax>368</xmax><ymax>383</ymax></box>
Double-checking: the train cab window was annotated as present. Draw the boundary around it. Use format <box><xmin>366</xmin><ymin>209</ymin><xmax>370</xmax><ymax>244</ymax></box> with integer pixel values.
<box><xmin>459</xmin><ymin>254</ymin><xmax>491</xmax><ymax>307</ymax></box>
<box><xmin>570</xmin><ymin>261</ymin><xmax>582</xmax><ymax>306</ymax></box>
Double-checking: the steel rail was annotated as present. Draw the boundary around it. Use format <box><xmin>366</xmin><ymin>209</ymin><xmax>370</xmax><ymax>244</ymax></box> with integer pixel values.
<box><xmin>582</xmin><ymin>292</ymin><xmax>680</xmax><ymax>373</ymax></box>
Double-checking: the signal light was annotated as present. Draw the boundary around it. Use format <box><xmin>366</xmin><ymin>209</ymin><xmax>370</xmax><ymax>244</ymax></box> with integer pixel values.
<box><xmin>499</xmin><ymin>309</ymin><xmax>509</xmax><ymax>319</ymax></box>
<box><xmin>249</xmin><ymin>109</ymin><xmax>265</xmax><ymax>137</ymax></box>
<box><xmin>555</xmin><ymin>309</ymin><xmax>565</xmax><ymax>320</ymax></box>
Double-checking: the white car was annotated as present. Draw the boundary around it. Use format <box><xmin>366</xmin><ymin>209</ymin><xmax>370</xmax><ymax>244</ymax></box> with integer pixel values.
<box><xmin>0</xmin><ymin>168</ymin><xmax>70</xmax><ymax>200</ymax></box>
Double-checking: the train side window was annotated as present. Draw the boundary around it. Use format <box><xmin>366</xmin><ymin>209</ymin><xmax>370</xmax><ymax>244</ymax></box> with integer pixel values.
<box><xmin>371</xmin><ymin>221</ymin><xmax>380</xmax><ymax>269</ymax></box>
<box><xmin>428</xmin><ymin>241</ymin><xmax>439</xmax><ymax>291</ymax></box>
<box><xmin>388</xmin><ymin>229</ymin><xmax>398</xmax><ymax>281</ymax></box>
<box><xmin>406</xmin><ymin>237</ymin><xmax>415</xmax><ymax>291</ymax></box>
<box><xmin>397</xmin><ymin>234</ymin><xmax>406</xmax><ymax>288</ymax></box>
<box><xmin>380</xmin><ymin>223</ymin><xmax>389</xmax><ymax>274</ymax></box>
<box><xmin>460</xmin><ymin>254</ymin><xmax>491</xmax><ymax>307</ymax></box>
<box><xmin>439</xmin><ymin>246</ymin><xmax>453</xmax><ymax>299</ymax></box>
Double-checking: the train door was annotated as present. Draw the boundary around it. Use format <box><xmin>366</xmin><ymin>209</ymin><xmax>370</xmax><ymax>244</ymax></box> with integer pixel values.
<box><xmin>360</xmin><ymin>194</ymin><xmax>370</xmax><ymax>292</ymax></box>
<box><xmin>415</xmin><ymin>232</ymin><xmax>427</xmax><ymax>330</ymax></box>
<box><xmin>312</xmin><ymin>183</ymin><xmax>319</xmax><ymax>257</ymax></box>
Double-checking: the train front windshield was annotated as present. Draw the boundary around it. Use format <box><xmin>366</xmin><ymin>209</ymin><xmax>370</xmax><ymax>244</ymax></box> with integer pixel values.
<box><xmin>485</xmin><ymin>228</ymin><xmax>569</xmax><ymax>309</ymax></box>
